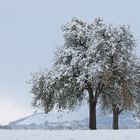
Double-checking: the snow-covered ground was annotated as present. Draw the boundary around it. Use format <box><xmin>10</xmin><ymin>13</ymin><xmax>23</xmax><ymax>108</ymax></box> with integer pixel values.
<box><xmin>0</xmin><ymin>130</ymin><xmax>140</xmax><ymax>140</ymax></box>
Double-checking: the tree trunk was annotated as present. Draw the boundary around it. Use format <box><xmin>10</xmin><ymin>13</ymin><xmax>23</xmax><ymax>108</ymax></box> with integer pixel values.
<box><xmin>88</xmin><ymin>86</ymin><xmax>97</xmax><ymax>130</ymax></box>
<box><xmin>112</xmin><ymin>105</ymin><xmax>119</xmax><ymax>130</ymax></box>
<box><xmin>87</xmin><ymin>82</ymin><xmax>104</xmax><ymax>130</ymax></box>
<box><xmin>89</xmin><ymin>100</ymin><xmax>97</xmax><ymax>130</ymax></box>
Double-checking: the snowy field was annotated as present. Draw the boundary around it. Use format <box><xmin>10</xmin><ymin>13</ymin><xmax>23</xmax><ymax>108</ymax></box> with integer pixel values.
<box><xmin>0</xmin><ymin>130</ymin><xmax>140</xmax><ymax>140</ymax></box>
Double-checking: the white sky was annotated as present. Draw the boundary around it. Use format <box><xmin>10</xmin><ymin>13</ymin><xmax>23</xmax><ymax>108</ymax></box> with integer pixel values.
<box><xmin>0</xmin><ymin>0</ymin><xmax>140</xmax><ymax>125</ymax></box>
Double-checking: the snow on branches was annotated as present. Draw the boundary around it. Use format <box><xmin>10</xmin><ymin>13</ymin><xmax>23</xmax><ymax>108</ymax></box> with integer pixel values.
<box><xmin>30</xmin><ymin>18</ymin><xmax>140</xmax><ymax>129</ymax></box>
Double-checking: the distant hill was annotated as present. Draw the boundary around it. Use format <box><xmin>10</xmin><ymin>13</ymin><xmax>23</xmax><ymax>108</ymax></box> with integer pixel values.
<box><xmin>8</xmin><ymin>103</ymin><xmax>140</xmax><ymax>129</ymax></box>
<box><xmin>0</xmin><ymin>124</ymin><xmax>11</xmax><ymax>129</ymax></box>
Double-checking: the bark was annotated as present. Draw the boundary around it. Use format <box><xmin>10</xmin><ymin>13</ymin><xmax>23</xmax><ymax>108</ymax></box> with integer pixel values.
<box><xmin>88</xmin><ymin>87</ymin><xmax>97</xmax><ymax>130</ymax></box>
<box><xmin>87</xmin><ymin>82</ymin><xmax>104</xmax><ymax>130</ymax></box>
<box><xmin>89</xmin><ymin>100</ymin><xmax>97</xmax><ymax>130</ymax></box>
<box><xmin>112</xmin><ymin>105</ymin><xmax>119</xmax><ymax>130</ymax></box>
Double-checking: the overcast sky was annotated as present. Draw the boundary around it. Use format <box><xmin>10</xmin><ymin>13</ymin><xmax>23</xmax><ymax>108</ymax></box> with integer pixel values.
<box><xmin>0</xmin><ymin>0</ymin><xmax>140</xmax><ymax>125</ymax></box>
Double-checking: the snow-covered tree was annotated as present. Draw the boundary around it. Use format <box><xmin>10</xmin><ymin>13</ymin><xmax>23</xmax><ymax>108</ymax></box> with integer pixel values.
<box><xmin>30</xmin><ymin>18</ymin><xmax>108</xmax><ymax>130</ymax></box>
<box><xmin>30</xmin><ymin>18</ymin><xmax>139</xmax><ymax>130</ymax></box>
<box><xmin>99</xmin><ymin>25</ymin><xmax>140</xmax><ymax>129</ymax></box>
<box><xmin>133</xmin><ymin>63</ymin><xmax>140</xmax><ymax>120</ymax></box>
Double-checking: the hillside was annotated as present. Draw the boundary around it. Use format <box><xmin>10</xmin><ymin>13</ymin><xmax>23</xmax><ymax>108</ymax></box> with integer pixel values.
<box><xmin>8</xmin><ymin>103</ymin><xmax>140</xmax><ymax>129</ymax></box>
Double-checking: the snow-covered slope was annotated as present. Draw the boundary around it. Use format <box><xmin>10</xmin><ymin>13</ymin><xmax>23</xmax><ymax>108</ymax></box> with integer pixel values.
<box><xmin>8</xmin><ymin>103</ymin><xmax>140</xmax><ymax>129</ymax></box>
<box><xmin>9</xmin><ymin>103</ymin><xmax>88</xmax><ymax>129</ymax></box>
